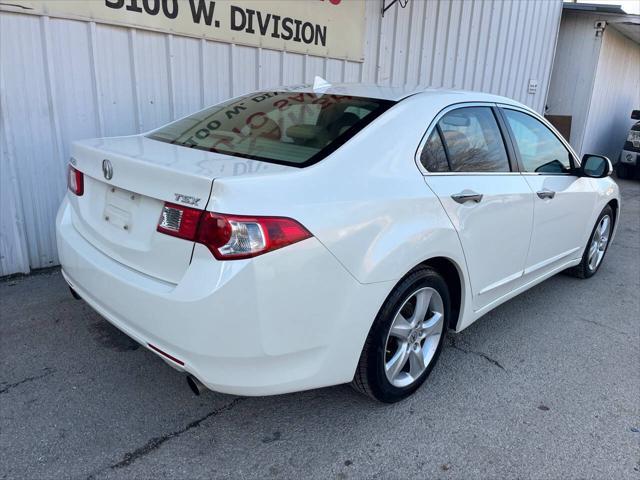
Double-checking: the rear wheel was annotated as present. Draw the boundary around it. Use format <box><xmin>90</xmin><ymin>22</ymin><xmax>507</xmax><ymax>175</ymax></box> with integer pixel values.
<box><xmin>566</xmin><ymin>206</ymin><xmax>613</xmax><ymax>279</ymax></box>
<box><xmin>351</xmin><ymin>267</ymin><xmax>449</xmax><ymax>403</ymax></box>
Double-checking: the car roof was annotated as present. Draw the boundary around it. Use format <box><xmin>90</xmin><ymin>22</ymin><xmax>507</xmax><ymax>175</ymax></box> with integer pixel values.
<box><xmin>280</xmin><ymin>82</ymin><xmax>523</xmax><ymax>106</ymax></box>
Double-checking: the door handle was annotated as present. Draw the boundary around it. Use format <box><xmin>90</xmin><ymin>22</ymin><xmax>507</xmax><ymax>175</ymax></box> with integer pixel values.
<box><xmin>451</xmin><ymin>191</ymin><xmax>483</xmax><ymax>204</ymax></box>
<box><xmin>536</xmin><ymin>189</ymin><xmax>556</xmax><ymax>200</ymax></box>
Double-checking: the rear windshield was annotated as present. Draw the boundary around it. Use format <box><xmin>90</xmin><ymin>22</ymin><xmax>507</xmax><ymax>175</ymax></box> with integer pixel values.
<box><xmin>147</xmin><ymin>91</ymin><xmax>394</xmax><ymax>167</ymax></box>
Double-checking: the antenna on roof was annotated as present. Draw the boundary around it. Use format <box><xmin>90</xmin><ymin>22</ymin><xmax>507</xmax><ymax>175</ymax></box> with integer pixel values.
<box><xmin>313</xmin><ymin>76</ymin><xmax>332</xmax><ymax>92</ymax></box>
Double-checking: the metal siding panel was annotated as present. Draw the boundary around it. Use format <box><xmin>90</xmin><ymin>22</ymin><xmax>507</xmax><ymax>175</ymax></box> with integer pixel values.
<box><xmin>343</xmin><ymin>61</ymin><xmax>361</xmax><ymax>83</ymax></box>
<box><xmin>376</xmin><ymin>1</ymin><xmax>397</xmax><ymax>85</ymax></box>
<box><xmin>0</xmin><ymin>13</ymin><xmax>61</xmax><ymax>270</ymax></box>
<box><xmin>305</xmin><ymin>55</ymin><xmax>326</xmax><ymax>83</ymax></box>
<box><xmin>473</xmin><ymin>0</ymin><xmax>499</xmax><ymax>90</ymax></box>
<box><xmin>325</xmin><ymin>58</ymin><xmax>345</xmax><ymax>83</ymax></box>
<box><xmin>48</xmin><ymin>18</ymin><xmax>99</xmax><ymax>155</ymax></box>
<box><xmin>483</xmin><ymin>0</ymin><xmax>507</xmax><ymax>93</ymax></box>
<box><xmin>88</xmin><ymin>22</ymin><xmax>105</xmax><ymax>137</ymax></box>
<box><xmin>533</xmin><ymin>0</ymin><xmax>557</xmax><ymax>111</ymax></box>
<box><xmin>442</xmin><ymin>0</ymin><xmax>462</xmax><ymax>88</ymax></box>
<box><xmin>581</xmin><ymin>28</ymin><xmax>640</xmax><ymax>159</ymax></box>
<box><xmin>202</xmin><ymin>41</ymin><xmax>231</xmax><ymax>106</ymax></box>
<box><xmin>431</xmin><ymin>0</ymin><xmax>452</xmax><ymax>87</ymax></box>
<box><xmin>519</xmin><ymin>1</ymin><xmax>546</xmax><ymax>105</ymax></box>
<box><xmin>492</xmin><ymin>1</ymin><xmax>512</xmax><ymax>94</ymax></box>
<box><xmin>496</xmin><ymin>2</ymin><xmax>527</xmax><ymax>96</ymax></box>
<box><xmin>128</xmin><ymin>29</ymin><xmax>144</xmax><ymax>133</ymax></box>
<box><xmin>420</xmin><ymin>0</ymin><xmax>440</xmax><ymax>86</ymax></box>
<box><xmin>511</xmin><ymin>0</ymin><xmax>536</xmax><ymax>101</ymax></box>
<box><xmin>404</xmin><ymin>0</ymin><xmax>426</xmax><ymax>87</ymax></box>
<box><xmin>546</xmin><ymin>10</ymin><xmax>602</xmax><ymax>150</ymax></box>
<box><xmin>232</xmin><ymin>45</ymin><xmax>259</xmax><ymax>96</ymax></box>
<box><xmin>282</xmin><ymin>51</ymin><xmax>304</xmax><ymax>85</ymax></box>
<box><xmin>172</xmin><ymin>35</ymin><xmax>203</xmax><ymax>119</ymax></box>
<box><xmin>0</xmin><ymin>80</ymin><xmax>30</xmax><ymax>275</ymax></box>
<box><xmin>95</xmin><ymin>24</ymin><xmax>137</xmax><ymax>137</ymax></box>
<box><xmin>532</xmin><ymin>2</ymin><xmax>559</xmax><ymax>113</ymax></box>
<box><xmin>390</xmin><ymin>0</ymin><xmax>411</xmax><ymax>87</ymax></box>
<box><xmin>507</xmin><ymin>0</ymin><xmax>531</xmax><ymax>101</ymax></box>
<box><xmin>453</xmin><ymin>0</ymin><xmax>473</xmax><ymax>89</ymax></box>
<box><xmin>260</xmin><ymin>49</ymin><xmax>283</xmax><ymax>89</ymax></box>
<box><xmin>134</xmin><ymin>30</ymin><xmax>172</xmax><ymax>131</ymax></box>
<box><xmin>361</xmin><ymin>0</ymin><xmax>381</xmax><ymax>83</ymax></box>
<box><xmin>40</xmin><ymin>16</ymin><xmax>65</xmax><ymax>192</ymax></box>
<box><xmin>256</xmin><ymin>48</ymin><xmax>263</xmax><ymax>89</ymax></box>
<box><xmin>462</xmin><ymin>0</ymin><xmax>482</xmax><ymax>91</ymax></box>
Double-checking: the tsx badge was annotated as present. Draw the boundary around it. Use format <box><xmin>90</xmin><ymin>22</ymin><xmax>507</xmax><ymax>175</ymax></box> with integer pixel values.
<box><xmin>174</xmin><ymin>193</ymin><xmax>201</xmax><ymax>206</ymax></box>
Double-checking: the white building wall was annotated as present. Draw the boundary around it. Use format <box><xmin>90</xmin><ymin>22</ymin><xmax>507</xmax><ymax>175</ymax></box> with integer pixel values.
<box><xmin>546</xmin><ymin>11</ymin><xmax>604</xmax><ymax>151</ymax></box>
<box><xmin>581</xmin><ymin>26</ymin><xmax>640</xmax><ymax>160</ymax></box>
<box><xmin>0</xmin><ymin>0</ymin><xmax>563</xmax><ymax>276</ymax></box>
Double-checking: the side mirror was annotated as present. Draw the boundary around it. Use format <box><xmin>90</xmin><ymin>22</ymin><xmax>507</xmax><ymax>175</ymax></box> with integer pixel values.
<box><xmin>580</xmin><ymin>154</ymin><xmax>612</xmax><ymax>178</ymax></box>
<box><xmin>631</xmin><ymin>110</ymin><xmax>640</xmax><ymax>120</ymax></box>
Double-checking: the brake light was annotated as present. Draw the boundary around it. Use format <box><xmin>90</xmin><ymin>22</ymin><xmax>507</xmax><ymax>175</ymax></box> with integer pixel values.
<box><xmin>67</xmin><ymin>165</ymin><xmax>84</xmax><ymax>196</ymax></box>
<box><xmin>156</xmin><ymin>203</ymin><xmax>312</xmax><ymax>260</ymax></box>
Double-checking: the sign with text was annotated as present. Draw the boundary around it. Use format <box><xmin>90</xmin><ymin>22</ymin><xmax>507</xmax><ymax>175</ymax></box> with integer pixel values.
<box><xmin>1</xmin><ymin>0</ymin><xmax>365</xmax><ymax>61</ymax></box>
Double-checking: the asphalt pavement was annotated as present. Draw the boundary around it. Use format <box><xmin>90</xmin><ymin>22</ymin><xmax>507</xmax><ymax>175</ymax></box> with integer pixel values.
<box><xmin>1</xmin><ymin>178</ymin><xmax>639</xmax><ymax>480</ymax></box>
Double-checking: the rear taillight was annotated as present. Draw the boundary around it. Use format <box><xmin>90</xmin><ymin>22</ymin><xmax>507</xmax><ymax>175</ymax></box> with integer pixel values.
<box><xmin>198</xmin><ymin>213</ymin><xmax>312</xmax><ymax>259</ymax></box>
<box><xmin>67</xmin><ymin>165</ymin><xmax>84</xmax><ymax>196</ymax></box>
<box><xmin>156</xmin><ymin>203</ymin><xmax>312</xmax><ymax>260</ymax></box>
<box><xmin>157</xmin><ymin>203</ymin><xmax>201</xmax><ymax>240</ymax></box>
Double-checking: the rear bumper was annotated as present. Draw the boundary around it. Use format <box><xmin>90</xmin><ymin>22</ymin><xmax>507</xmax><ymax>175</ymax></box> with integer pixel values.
<box><xmin>56</xmin><ymin>197</ymin><xmax>393</xmax><ymax>395</ymax></box>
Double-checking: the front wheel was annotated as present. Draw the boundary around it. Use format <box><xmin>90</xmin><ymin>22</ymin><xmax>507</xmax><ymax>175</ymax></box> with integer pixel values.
<box><xmin>351</xmin><ymin>266</ymin><xmax>449</xmax><ymax>403</ymax></box>
<box><xmin>566</xmin><ymin>205</ymin><xmax>613</xmax><ymax>279</ymax></box>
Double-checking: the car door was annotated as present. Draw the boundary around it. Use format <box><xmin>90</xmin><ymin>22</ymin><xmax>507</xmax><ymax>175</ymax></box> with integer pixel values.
<box><xmin>499</xmin><ymin>107</ymin><xmax>597</xmax><ymax>277</ymax></box>
<box><xmin>419</xmin><ymin>104</ymin><xmax>534</xmax><ymax>312</ymax></box>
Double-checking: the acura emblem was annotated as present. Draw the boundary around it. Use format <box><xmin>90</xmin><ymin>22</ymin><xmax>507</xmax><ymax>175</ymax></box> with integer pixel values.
<box><xmin>102</xmin><ymin>159</ymin><xmax>113</xmax><ymax>180</ymax></box>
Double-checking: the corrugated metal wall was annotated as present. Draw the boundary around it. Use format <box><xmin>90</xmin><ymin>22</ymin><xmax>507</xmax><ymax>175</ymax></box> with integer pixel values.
<box><xmin>0</xmin><ymin>0</ymin><xmax>562</xmax><ymax>276</ymax></box>
<box><xmin>545</xmin><ymin>10</ymin><xmax>603</xmax><ymax>152</ymax></box>
<box><xmin>546</xmin><ymin>10</ymin><xmax>640</xmax><ymax>159</ymax></box>
<box><xmin>582</xmin><ymin>26</ymin><xmax>640</xmax><ymax>160</ymax></box>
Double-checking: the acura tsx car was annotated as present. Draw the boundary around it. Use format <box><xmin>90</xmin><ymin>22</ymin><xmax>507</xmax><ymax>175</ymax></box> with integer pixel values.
<box><xmin>57</xmin><ymin>82</ymin><xmax>620</xmax><ymax>402</ymax></box>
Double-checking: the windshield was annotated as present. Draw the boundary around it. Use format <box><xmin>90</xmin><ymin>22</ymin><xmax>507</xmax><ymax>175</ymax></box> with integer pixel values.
<box><xmin>147</xmin><ymin>91</ymin><xmax>394</xmax><ymax>167</ymax></box>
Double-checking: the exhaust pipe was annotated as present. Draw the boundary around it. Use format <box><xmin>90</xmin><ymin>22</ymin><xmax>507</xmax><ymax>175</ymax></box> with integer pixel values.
<box><xmin>186</xmin><ymin>375</ymin><xmax>206</xmax><ymax>396</ymax></box>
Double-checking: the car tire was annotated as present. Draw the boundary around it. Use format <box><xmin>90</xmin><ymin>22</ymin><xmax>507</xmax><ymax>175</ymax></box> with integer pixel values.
<box><xmin>565</xmin><ymin>205</ymin><xmax>614</xmax><ymax>279</ymax></box>
<box><xmin>351</xmin><ymin>266</ymin><xmax>449</xmax><ymax>403</ymax></box>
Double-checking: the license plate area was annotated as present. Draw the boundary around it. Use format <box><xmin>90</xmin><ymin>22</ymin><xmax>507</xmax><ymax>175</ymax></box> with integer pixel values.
<box><xmin>103</xmin><ymin>186</ymin><xmax>139</xmax><ymax>232</ymax></box>
<box><xmin>69</xmin><ymin>176</ymin><xmax>196</xmax><ymax>283</ymax></box>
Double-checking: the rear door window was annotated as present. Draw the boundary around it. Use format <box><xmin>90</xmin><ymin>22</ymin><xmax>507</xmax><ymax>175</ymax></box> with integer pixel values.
<box><xmin>147</xmin><ymin>92</ymin><xmax>394</xmax><ymax>168</ymax></box>
<box><xmin>437</xmin><ymin>107</ymin><xmax>511</xmax><ymax>173</ymax></box>
<box><xmin>420</xmin><ymin>129</ymin><xmax>449</xmax><ymax>172</ymax></box>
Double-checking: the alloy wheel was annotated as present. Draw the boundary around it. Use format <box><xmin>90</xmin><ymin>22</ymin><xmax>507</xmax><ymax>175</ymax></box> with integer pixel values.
<box><xmin>383</xmin><ymin>287</ymin><xmax>444</xmax><ymax>388</ymax></box>
<box><xmin>587</xmin><ymin>214</ymin><xmax>611</xmax><ymax>272</ymax></box>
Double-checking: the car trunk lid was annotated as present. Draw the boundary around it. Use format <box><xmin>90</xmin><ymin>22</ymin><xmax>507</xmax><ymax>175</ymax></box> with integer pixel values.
<box><xmin>68</xmin><ymin>135</ymin><xmax>291</xmax><ymax>284</ymax></box>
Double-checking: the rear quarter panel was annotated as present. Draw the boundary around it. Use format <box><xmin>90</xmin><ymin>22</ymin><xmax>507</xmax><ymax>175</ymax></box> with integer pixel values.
<box><xmin>209</xmin><ymin>93</ymin><xmax>473</xmax><ymax>326</ymax></box>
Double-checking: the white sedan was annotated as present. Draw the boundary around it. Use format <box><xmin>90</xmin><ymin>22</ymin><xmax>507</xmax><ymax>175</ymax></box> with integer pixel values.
<box><xmin>57</xmin><ymin>84</ymin><xmax>620</xmax><ymax>402</ymax></box>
